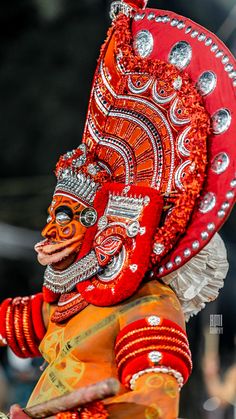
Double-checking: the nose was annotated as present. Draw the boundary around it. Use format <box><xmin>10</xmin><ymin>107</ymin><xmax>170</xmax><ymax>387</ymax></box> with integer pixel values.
<box><xmin>42</xmin><ymin>222</ymin><xmax>57</xmax><ymax>240</ymax></box>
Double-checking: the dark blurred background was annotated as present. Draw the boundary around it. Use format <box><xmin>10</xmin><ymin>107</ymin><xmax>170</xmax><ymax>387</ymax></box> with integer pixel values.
<box><xmin>0</xmin><ymin>0</ymin><xmax>235</xmax><ymax>417</ymax></box>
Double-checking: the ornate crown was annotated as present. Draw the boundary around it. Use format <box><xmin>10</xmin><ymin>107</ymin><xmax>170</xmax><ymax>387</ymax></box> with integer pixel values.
<box><xmin>54</xmin><ymin>144</ymin><xmax>110</xmax><ymax>206</ymax></box>
<box><xmin>106</xmin><ymin>188</ymin><xmax>150</xmax><ymax>220</ymax></box>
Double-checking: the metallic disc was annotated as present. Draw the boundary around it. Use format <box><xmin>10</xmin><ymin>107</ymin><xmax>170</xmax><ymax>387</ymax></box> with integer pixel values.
<box><xmin>212</xmin><ymin>109</ymin><xmax>231</xmax><ymax>134</ymax></box>
<box><xmin>199</xmin><ymin>192</ymin><xmax>216</xmax><ymax>213</ymax></box>
<box><xmin>211</xmin><ymin>152</ymin><xmax>230</xmax><ymax>174</ymax></box>
<box><xmin>168</xmin><ymin>41</ymin><xmax>192</xmax><ymax>70</ymax></box>
<box><xmin>80</xmin><ymin>207</ymin><xmax>97</xmax><ymax>227</ymax></box>
<box><xmin>197</xmin><ymin>71</ymin><xmax>217</xmax><ymax>96</ymax></box>
<box><xmin>133</xmin><ymin>30</ymin><xmax>154</xmax><ymax>58</ymax></box>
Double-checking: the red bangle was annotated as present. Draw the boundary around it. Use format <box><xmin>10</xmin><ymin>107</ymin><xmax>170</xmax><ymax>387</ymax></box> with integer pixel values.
<box><xmin>0</xmin><ymin>298</ymin><xmax>12</xmax><ymax>341</ymax></box>
<box><xmin>120</xmin><ymin>352</ymin><xmax>190</xmax><ymax>386</ymax></box>
<box><xmin>117</xmin><ymin>343</ymin><xmax>192</xmax><ymax>372</ymax></box>
<box><xmin>116</xmin><ymin>335</ymin><xmax>191</xmax><ymax>364</ymax></box>
<box><xmin>5</xmin><ymin>302</ymin><xmax>25</xmax><ymax>358</ymax></box>
<box><xmin>31</xmin><ymin>293</ymin><xmax>46</xmax><ymax>342</ymax></box>
<box><xmin>115</xmin><ymin>316</ymin><xmax>188</xmax><ymax>353</ymax></box>
<box><xmin>22</xmin><ymin>297</ymin><xmax>41</xmax><ymax>357</ymax></box>
<box><xmin>13</xmin><ymin>297</ymin><xmax>33</xmax><ymax>358</ymax></box>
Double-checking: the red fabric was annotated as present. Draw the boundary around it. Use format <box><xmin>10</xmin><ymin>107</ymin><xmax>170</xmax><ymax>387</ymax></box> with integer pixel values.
<box><xmin>31</xmin><ymin>293</ymin><xmax>47</xmax><ymax>341</ymax></box>
<box><xmin>76</xmin><ymin>187</ymin><xmax>109</xmax><ymax>260</ymax></box>
<box><xmin>124</xmin><ymin>0</ymin><xmax>148</xmax><ymax>9</ymax></box>
<box><xmin>78</xmin><ymin>184</ymin><xmax>163</xmax><ymax>306</ymax></box>
<box><xmin>42</xmin><ymin>285</ymin><xmax>60</xmax><ymax>304</ymax></box>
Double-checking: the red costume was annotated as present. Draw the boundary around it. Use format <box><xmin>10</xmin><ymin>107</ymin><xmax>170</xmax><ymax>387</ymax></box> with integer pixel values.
<box><xmin>0</xmin><ymin>1</ymin><xmax>235</xmax><ymax>417</ymax></box>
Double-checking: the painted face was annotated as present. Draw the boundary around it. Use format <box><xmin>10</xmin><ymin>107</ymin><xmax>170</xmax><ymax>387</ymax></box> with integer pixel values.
<box><xmin>35</xmin><ymin>195</ymin><xmax>96</xmax><ymax>270</ymax></box>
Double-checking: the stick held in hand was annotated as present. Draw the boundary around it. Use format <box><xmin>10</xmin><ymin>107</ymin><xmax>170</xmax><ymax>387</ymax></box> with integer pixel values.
<box><xmin>23</xmin><ymin>378</ymin><xmax>120</xmax><ymax>418</ymax></box>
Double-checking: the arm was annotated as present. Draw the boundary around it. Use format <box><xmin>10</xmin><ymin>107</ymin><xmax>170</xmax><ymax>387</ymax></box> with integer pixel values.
<box><xmin>0</xmin><ymin>293</ymin><xmax>47</xmax><ymax>357</ymax></box>
<box><xmin>106</xmin><ymin>372</ymin><xmax>180</xmax><ymax>419</ymax></box>
<box><xmin>105</xmin><ymin>281</ymin><xmax>191</xmax><ymax>419</ymax></box>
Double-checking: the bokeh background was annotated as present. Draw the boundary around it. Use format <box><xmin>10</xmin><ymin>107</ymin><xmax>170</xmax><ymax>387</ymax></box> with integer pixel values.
<box><xmin>0</xmin><ymin>0</ymin><xmax>236</xmax><ymax>417</ymax></box>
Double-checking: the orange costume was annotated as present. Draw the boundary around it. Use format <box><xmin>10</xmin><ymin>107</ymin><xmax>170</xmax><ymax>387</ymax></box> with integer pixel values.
<box><xmin>0</xmin><ymin>1</ymin><xmax>236</xmax><ymax>418</ymax></box>
<box><xmin>28</xmin><ymin>281</ymin><xmax>185</xmax><ymax>418</ymax></box>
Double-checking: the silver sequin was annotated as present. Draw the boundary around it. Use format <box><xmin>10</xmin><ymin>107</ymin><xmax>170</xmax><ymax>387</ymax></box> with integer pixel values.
<box><xmin>148</xmin><ymin>316</ymin><xmax>161</xmax><ymax>326</ymax></box>
<box><xmin>168</xmin><ymin>41</ymin><xmax>192</xmax><ymax>70</ymax></box>
<box><xmin>192</xmin><ymin>241</ymin><xmax>200</xmax><ymax>250</ymax></box>
<box><xmin>173</xmin><ymin>76</ymin><xmax>182</xmax><ymax>90</ymax></box>
<box><xmin>215</xmin><ymin>50</ymin><xmax>223</xmax><ymax>58</ymax></box>
<box><xmin>225</xmin><ymin>64</ymin><xmax>233</xmax><ymax>72</ymax></box>
<box><xmin>212</xmin><ymin>109</ymin><xmax>231</xmax><ymax>135</ymax></box>
<box><xmin>130</xmin><ymin>264</ymin><xmax>138</xmax><ymax>272</ymax></box>
<box><xmin>198</xmin><ymin>33</ymin><xmax>206</xmax><ymax>42</ymax></box>
<box><xmin>222</xmin><ymin>202</ymin><xmax>230</xmax><ymax>210</ymax></box>
<box><xmin>153</xmin><ymin>242</ymin><xmax>165</xmax><ymax>255</ymax></box>
<box><xmin>166</xmin><ymin>262</ymin><xmax>173</xmax><ymax>269</ymax></box>
<box><xmin>148</xmin><ymin>351</ymin><xmax>162</xmax><ymax>363</ymax></box>
<box><xmin>201</xmin><ymin>231</ymin><xmax>209</xmax><ymax>240</ymax></box>
<box><xmin>133</xmin><ymin>30</ymin><xmax>154</xmax><ymax>58</ymax></box>
<box><xmin>191</xmin><ymin>30</ymin><xmax>199</xmax><ymax>38</ymax></box>
<box><xmin>98</xmin><ymin>215</ymin><xmax>108</xmax><ymax>230</ymax></box>
<box><xmin>218</xmin><ymin>210</ymin><xmax>225</xmax><ymax>218</ymax></box>
<box><xmin>211</xmin><ymin>152</ymin><xmax>230</xmax><ymax>174</ymax></box>
<box><xmin>226</xmin><ymin>191</ymin><xmax>234</xmax><ymax>199</ymax></box>
<box><xmin>205</xmin><ymin>38</ymin><xmax>213</xmax><ymax>46</ymax></box>
<box><xmin>199</xmin><ymin>192</ymin><xmax>216</xmax><ymax>213</ymax></box>
<box><xmin>222</xmin><ymin>55</ymin><xmax>229</xmax><ymax>64</ymax></box>
<box><xmin>207</xmin><ymin>222</ymin><xmax>215</xmax><ymax>231</ymax></box>
<box><xmin>171</xmin><ymin>18</ymin><xmax>179</xmax><ymax>27</ymax></box>
<box><xmin>147</xmin><ymin>12</ymin><xmax>156</xmax><ymax>20</ymax></box>
<box><xmin>184</xmin><ymin>248</ymin><xmax>191</xmax><ymax>257</ymax></box>
<box><xmin>197</xmin><ymin>71</ymin><xmax>217</xmax><ymax>96</ymax></box>
<box><xmin>175</xmin><ymin>256</ymin><xmax>182</xmax><ymax>265</ymax></box>
<box><xmin>127</xmin><ymin>221</ymin><xmax>140</xmax><ymax>237</ymax></box>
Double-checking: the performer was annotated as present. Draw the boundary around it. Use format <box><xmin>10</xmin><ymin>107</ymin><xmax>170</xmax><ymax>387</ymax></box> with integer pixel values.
<box><xmin>0</xmin><ymin>0</ymin><xmax>235</xmax><ymax>417</ymax></box>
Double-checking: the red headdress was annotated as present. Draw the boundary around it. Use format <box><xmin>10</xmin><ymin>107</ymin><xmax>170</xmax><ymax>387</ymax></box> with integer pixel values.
<box><xmin>43</xmin><ymin>0</ymin><xmax>235</xmax><ymax>316</ymax></box>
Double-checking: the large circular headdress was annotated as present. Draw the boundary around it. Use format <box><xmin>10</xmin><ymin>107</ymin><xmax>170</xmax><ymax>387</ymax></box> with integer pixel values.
<box><xmin>81</xmin><ymin>0</ymin><xmax>236</xmax><ymax>279</ymax></box>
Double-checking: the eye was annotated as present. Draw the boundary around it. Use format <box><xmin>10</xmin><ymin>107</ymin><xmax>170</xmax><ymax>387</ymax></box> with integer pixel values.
<box><xmin>55</xmin><ymin>205</ymin><xmax>73</xmax><ymax>226</ymax></box>
<box><xmin>47</xmin><ymin>215</ymin><xmax>52</xmax><ymax>224</ymax></box>
<box><xmin>80</xmin><ymin>208</ymin><xmax>97</xmax><ymax>227</ymax></box>
<box><xmin>56</xmin><ymin>212</ymin><xmax>72</xmax><ymax>226</ymax></box>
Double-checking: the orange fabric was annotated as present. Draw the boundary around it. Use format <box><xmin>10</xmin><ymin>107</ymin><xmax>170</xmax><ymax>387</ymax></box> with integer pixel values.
<box><xmin>27</xmin><ymin>280</ymin><xmax>185</xmax><ymax>418</ymax></box>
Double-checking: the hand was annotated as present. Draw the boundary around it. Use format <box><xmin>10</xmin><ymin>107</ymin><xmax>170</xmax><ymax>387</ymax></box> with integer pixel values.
<box><xmin>9</xmin><ymin>405</ymin><xmax>30</xmax><ymax>419</ymax></box>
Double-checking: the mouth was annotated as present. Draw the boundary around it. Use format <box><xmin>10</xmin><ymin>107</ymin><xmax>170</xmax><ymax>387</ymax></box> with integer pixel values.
<box><xmin>35</xmin><ymin>237</ymin><xmax>81</xmax><ymax>270</ymax></box>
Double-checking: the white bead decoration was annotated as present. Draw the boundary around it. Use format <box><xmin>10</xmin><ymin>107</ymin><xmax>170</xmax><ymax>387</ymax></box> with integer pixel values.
<box><xmin>147</xmin><ymin>316</ymin><xmax>161</xmax><ymax>326</ymax></box>
<box><xmin>129</xmin><ymin>367</ymin><xmax>184</xmax><ymax>390</ymax></box>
